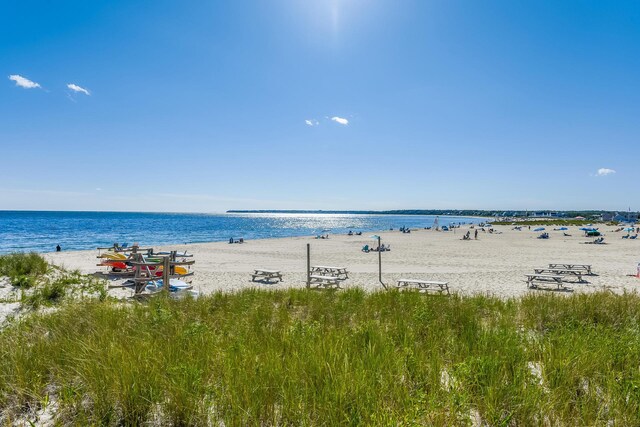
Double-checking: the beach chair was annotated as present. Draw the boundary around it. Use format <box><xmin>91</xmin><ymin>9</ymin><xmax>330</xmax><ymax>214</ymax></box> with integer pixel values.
<box><xmin>362</xmin><ymin>245</ymin><xmax>369</xmax><ymax>252</ymax></box>
<box><xmin>622</xmin><ymin>235</ymin><xmax>629</xmax><ymax>239</ymax></box>
<box><xmin>631</xmin><ymin>235</ymin><xmax>638</xmax><ymax>240</ymax></box>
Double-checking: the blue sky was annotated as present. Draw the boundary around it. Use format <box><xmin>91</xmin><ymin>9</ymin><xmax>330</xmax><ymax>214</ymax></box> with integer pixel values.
<box><xmin>2</xmin><ymin>0</ymin><xmax>639</xmax><ymax>212</ymax></box>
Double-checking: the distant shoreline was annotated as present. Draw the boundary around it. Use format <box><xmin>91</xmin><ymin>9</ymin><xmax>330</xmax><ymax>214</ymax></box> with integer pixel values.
<box><xmin>226</xmin><ymin>209</ymin><xmax>614</xmax><ymax>217</ymax></box>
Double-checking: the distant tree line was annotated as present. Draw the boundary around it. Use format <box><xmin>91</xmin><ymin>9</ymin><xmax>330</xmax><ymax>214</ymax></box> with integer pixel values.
<box><xmin>227</xmin><ymin>209</ymin><xmax>624</xmax><ymax>219</ymax></box>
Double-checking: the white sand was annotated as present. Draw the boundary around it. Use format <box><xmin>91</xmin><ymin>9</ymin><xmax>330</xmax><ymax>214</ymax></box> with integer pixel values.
<box><xmin>0</xmin><ymin>277</ymin><xmax>21</xmax><ymax>325</ymax></box>
<box><xmin>42</xmin><ymin>224</ymin><xmax>640</xmax><ymax>298</ymax></box>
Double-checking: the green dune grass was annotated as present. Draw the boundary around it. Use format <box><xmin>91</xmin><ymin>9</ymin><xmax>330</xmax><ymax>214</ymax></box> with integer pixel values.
<box><xmin>0</xmin><ymin>252</ymin><xmax>48</xmax><ymax>289</ymax></box>
<box><xmin>1</xmin><ymin>286</ymin><xmax>639</xmax><ymax>426</ymax></box>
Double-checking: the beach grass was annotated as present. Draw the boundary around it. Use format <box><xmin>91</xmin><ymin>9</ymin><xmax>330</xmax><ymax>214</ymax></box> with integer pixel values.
<box><xmin>0</xmin><ymin>252</ymin><xmax>48</xmax><ymax>288</ymax></box>
<box><xmin>1</xmin><ymin>288</ymin><xmax>639</xmax><ymax>425</ymax></box>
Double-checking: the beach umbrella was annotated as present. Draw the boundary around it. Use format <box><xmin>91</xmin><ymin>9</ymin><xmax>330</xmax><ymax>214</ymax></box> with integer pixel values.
<box><xmin>558</xmin><ymin>227</ymin><xmax>568</xmax><ymax>231</ymax></box>
<box><xmin>369</xmin><ymin>235</ymin><xmax>380</xmax><ymax>240</ymax></box>
<box><xmin>626</xmin><ymin>227</ymin><xmax>635</xmax><ymax>232</ymax></box>
<box><xmin>533</xmin><ymin>227</ymin><xmax>545</xmax><ymax>232</ymax></box>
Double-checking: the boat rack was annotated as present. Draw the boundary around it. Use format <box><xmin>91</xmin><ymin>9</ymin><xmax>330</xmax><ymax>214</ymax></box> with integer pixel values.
<box><xmin>128</xmin><ymin>252</ymin><xmax>195</xmax><ymax>295</ymax></box>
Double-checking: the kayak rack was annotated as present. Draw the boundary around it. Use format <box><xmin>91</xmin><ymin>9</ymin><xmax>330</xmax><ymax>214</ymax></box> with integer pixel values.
<box><xmin>129</xmin><ymin>251</ymin><xmax>195</xmax><ymax>295</ymax></box>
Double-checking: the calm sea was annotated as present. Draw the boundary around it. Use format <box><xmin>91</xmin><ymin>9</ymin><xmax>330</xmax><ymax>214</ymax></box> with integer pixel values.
<box><xmin>0</xmin><ymin>211</ymin><xmax>483</xmax><ymax>253</ymax></box>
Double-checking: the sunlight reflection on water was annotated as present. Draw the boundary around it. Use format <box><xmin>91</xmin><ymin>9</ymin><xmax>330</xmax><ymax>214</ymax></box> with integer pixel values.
<box><xmin>0</xmin><ymin>211</ymin><xmax>483</xmax><ymax>253</ymax></box>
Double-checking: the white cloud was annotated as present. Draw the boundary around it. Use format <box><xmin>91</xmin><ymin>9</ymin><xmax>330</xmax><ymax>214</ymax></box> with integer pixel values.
<box><xmin>596</xmin><ymin>168</ymin><xmax>616</xmax><ymax>177</ymax></box>
<box><xmin>331</xmin><ymin>116</ymin><xmax>349</xmax><ymax>125</ymax></box>
<box><xmin>305</xmin><ymin>119</ymin><xmax>319</xmax><ymax>127</ymax></box>
<box><xmin>8</xmin><ymin>74</ymin><xmax>41</xmax><ymax>89</ymax></box>
<box><xmin>67</xmin><ymin>83</ymin><xmax>90</xmax><ymax>95</ymax></box>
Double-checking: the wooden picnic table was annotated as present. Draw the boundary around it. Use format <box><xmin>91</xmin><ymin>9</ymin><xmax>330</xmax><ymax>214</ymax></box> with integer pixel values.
<box><xmin>251</xmin><ymin>269</ymin><xmax>283</xmax><ymax>283</ymax></box>
<box><xmin>525</xmin><ymin>274</ymin><xmax>568</xmax><ymax>290</ymax></box>
<box><xmin>310</xmin><ymin>266</ymin><xmax>348</xmax><ymax>279</ymax></box>
<box><xmin>533</xmin><ymin>268</ymin><xmax>586</xmax><ymax>282</ymax></box>
<box><xmin>397</xmin><ymin>279</ymin><xmax>450</xmax><ymax>295</ymax></box>
<box><xmin>309</xmin><ymin>275</ymin><xmax>341</xmax><ymax>289</ymax></box>
<box><xmin>548</xmin><ymin>263</ymin><xmax>592</xmax><ymax>275</ymax></box>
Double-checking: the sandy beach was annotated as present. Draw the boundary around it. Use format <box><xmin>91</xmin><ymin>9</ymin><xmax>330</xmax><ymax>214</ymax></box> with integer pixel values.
<box><xmin>44</xmin><ymin>224</ymin><xmax>640</xmax><ymax>298</ymax></box>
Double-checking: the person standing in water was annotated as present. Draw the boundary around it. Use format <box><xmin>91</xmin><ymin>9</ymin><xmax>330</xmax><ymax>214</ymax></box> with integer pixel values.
<box><xmin>56</xmin><ymin>244</ymin><xmax>61</xmax><ymax>252</ymax></box>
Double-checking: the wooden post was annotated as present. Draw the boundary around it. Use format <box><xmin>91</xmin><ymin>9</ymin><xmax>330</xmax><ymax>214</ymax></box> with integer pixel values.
<box><xmin>134</xmin><ymin>253</ymin><xmax>141</xmax><ymax>294</ymax></box>
<box><xmin>162</xmin><ymin>256</ymin><xmax>170</xmax><ymax>294</ymax></box>
<box><xmin>378</xmin><ymin>236</ymin><xmax>387</xmax><ymax>289</ymax></box>
<box><xmin>306</xmin><ymin>243</ymin><xmax>311</xmax><ymax>289</ymax></box>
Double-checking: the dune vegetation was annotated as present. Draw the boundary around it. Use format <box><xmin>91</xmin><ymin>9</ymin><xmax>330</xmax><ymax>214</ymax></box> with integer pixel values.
<box><xmin>0</xmin><ymin>253</ymin><xmax>639</xmax><ymax>426</ymax></box>
<box><xmin>0</xmin><ymin>252</ymin><xmax>49</xmax><ymax>289</ymax></box>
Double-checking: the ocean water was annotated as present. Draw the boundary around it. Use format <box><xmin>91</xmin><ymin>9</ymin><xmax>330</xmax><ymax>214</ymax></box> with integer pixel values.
<box><xmin>0</xmin><ymin>211</ymin><xmax>483</xmax><ymax>253</ymax></box>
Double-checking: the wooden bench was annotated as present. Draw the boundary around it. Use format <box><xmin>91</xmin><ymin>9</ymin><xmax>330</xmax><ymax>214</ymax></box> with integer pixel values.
<box><xmin>310</xmin><ymin>266</ymin><xmax>348</xmax><ymax>279</ymax></box>
<box><xmin>309</xmin><ymin>275</ymin><xmax>341</xmax><ymax>289</ymax></box>
<box><xmin>251</xmin><ymin>269</ymin><xmax>283</xmax><ymax>283</ymax></box>
<box><xmin>397</xmin><ymin>279</ymin><xmax>450</xmax><ymax>295</ymax></box>
<box><xmin>533</xmin><ymin>268</ymin><xmax>585</xmax><ymax>282</ymax></box>
<box><xmin>525</xmin><ymin>274</ymin><xmax>568</xmax><ymax>290</ymax></box>
<box><xmin>548</xmin><ymin>263</ymin><xmax>592</xmax><ymax>275</ymax></box>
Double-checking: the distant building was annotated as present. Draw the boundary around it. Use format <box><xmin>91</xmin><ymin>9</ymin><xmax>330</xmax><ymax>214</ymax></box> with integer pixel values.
<box><xmin>530</xmin><ymin>211</ymin><xmax>562</xmax><ymax>218</ymax></box>
<box><xmin>614</xmin><ymin>212</ymin><xmax>639</xmax><ymax>223</ymax></box>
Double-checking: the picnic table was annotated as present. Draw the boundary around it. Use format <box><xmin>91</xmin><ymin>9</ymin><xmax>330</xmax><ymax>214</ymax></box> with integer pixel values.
<box><xmin>310</xmin><ymin>266</ymin><xmax>349</xmax><ymax>279</ymax></box>
<box><xmin>533</xmin><ymin>268</ymin><xmax>586</xmax><ymax>282</ymax></box>
<box><xmin>525</xmin><ymin>274</ymin><xmax>568</xmax><ymax>290</ymax></box>
<box><xmin>251</xmin><ymin>269</ymin><xmax>283</xmax><ymax>283</ymax></box>
<box><xmin>309</xmin><ymin>275</ymin><xmax>341</xmax><ymax>289</ymax></box>
<box><xmin>548</xmin><ymin>264</ymin><xmax>593</xmax><ymax>275</ymax></box>
<box><xmin>396</xmin><ymin>279</ymin><xmax>450</xmax><ymax>295</ymax></box>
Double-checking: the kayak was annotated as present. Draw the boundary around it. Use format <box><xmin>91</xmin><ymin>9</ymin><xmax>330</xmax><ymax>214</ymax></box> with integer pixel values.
<box><xmin>98</xmin><ymin>261</ymin><xmax>128</xmax><ymax>270</ymax></box>
<box><xmin>99</xmin><ymin>253</ymin><xmax>127</xmax><ymax>260</ymax></box>
<box><xmin>145</xmin><ymin>279</ymin><xmax>192</xmax><ymax>293</ymax></box>
<box><xmin>149</xmin><ymin>265</ymin><xmax>189</xmax><ymax>276</ymax></box>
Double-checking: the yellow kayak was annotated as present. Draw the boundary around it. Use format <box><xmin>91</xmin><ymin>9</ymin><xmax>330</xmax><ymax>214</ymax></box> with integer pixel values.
<box><xmin>99</xmin><ymin>253</ymin><xmax>127</xmax><ymax>260</ymax></box>
<box><xmin>154</xmin><ymin>266</ymin><xmax>189</xmax><ymax>276</ymax></box>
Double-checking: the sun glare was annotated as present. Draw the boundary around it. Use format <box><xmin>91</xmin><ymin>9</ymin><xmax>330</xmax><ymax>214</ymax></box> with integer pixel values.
<box><xmin>286</xmin><ymin>0</ymin><xmax>383</xmax><ymax>43</ymax></box>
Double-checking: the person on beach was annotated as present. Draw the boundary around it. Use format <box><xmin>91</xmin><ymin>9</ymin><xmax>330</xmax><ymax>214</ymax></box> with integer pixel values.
<box><xmin>474</xmin><ymin>229</ymin><xmax>478</xmax><ymax>240</ymax></box>
<box><xmin>56</xmin><ymin>244</ymin><xmax>61</xmax><ymax>252</ymax></box>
